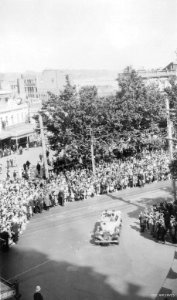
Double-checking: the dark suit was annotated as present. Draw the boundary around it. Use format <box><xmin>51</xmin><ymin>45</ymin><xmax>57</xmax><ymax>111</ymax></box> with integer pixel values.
<box><xmin>33</xmin><ymin>292</ymin><xmax>44</xmax><ymax>300</ymax></box>
<box><xmin>58</xmin><ymin>190</ymin><xmax>65</xmax><ymax>206</ymax></box>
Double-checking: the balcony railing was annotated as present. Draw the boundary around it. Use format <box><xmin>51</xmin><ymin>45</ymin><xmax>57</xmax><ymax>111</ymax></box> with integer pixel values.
<box><xmin>138</xmin><ymin>70</ymin><xmax>177</xmax><ymax>79</ymax></box>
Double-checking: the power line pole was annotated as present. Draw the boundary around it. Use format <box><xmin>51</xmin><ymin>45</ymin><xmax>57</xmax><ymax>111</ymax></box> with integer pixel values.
<box><xmin>90</xmin><ymin>128</ymin><xmax>96</xmax><ymax>176</ymax></box>
<box><xmin>165</xmin><ymin>97</ymin><xmax>176</xmax><ymax>201</ymax></box>
<box><xmin>39</xmin><ymin>114</ymin><xmax>49</xmax><ymax>179</ymax></box>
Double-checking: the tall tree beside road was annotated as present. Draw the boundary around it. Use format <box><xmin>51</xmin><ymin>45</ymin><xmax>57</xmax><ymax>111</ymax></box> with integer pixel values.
<box><xmin>115</xmin><ymin>67</ymin><xmax>166</xmax><ymax>152</ymax></box>
<box><xmin>41</xmin><ymin>76</ymin><xmax>79</xmax><ymax>163</ymax></box>
<box><xmin>40</xmin><ymin>76</ymin><xmax>104</xmax><ymax>166</ymax></box>
<box><xmin>38</xmin><ymin>71</ymin><xmax>167</xmax><ymax>168</ymax></box>
<box><xmin>164</xmin><ymin>78</ymin><xmax>177</xmax><ymax>133</ymax></box>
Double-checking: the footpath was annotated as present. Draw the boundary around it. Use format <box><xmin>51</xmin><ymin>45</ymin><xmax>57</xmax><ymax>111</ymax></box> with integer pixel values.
<box><xmin>156</xmin><ymin>249</ymin><xmax>177</xmax><ymax>300</ymax></box>
<box><xmin>0</xmin><ymin>147</ymin><xmax>42</xmax><ymax>180</ymax></box>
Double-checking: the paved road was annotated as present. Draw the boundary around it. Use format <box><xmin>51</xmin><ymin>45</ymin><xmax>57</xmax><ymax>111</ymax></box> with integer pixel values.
<box><xmin>1</xmin><ymin>181</ymin><xmax>176</xmax><ymax>300</ymax></box>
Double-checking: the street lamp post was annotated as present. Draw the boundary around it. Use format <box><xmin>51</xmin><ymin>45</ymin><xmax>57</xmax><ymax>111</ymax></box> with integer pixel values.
<box><xmin>165</xmin><ymin>96</ymin><xmax>176</xmax><ymax>202</ymax></box>
<box><xmin>39</xmin><ymin>114</ymin><xmax>49</xmax><ymax>179</ymax></box>
<box><xmin>90</xmin><ymin>128</ymin><xmax>96</xmax><ymax>176</ymax></box>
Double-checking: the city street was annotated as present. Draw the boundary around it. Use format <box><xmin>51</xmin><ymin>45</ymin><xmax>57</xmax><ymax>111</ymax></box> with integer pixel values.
<box><xmin>1</xmin><ymin>2</ymin><xmax>177</xmax><ymax>300</ymax></box>
<box><xmin>1</xmin><ymin>180</ymin><xmax>176</xmax><ymax>300</ymax></box>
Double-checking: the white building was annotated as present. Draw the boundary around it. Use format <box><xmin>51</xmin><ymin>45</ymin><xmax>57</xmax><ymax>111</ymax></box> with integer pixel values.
<box><xmin>0</xmin><ymin>90</ymin><xmax>34</xmax><ymax>148</ymax></box>
<box><xmin>137</xmin><ymin>62</ymin><xmax>177</xmax><ymax>89</ymax></box>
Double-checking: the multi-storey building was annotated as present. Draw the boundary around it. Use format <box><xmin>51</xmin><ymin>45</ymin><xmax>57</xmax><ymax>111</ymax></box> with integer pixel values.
<box><xmin>0</xmin><ymin>73</ymin><xmax>39</xmax><ymax>100</ymax></box>
<box><xmin>0</xmin><ymin>73</ymin><xmax>20</xmax><ymax>97</ymax></box>
<box><xmin>137</xmin><ymin>62</ymin><xmax>177</xmax><ymax>89</ymax></box>
<box><xmin>1</xmin><ymin>69</ymin><xmax>118</xmax><ymax>102</ymax></box>
<box><xmin>22</xmin><ymin>73</ymin><xmax>38</xmax><ymax>99</ymax></box>
<box><xmin>36</xmin><ymin>69</ymin><xmax>66</xmax><ymax>101</ymax></box>
<box><xmin>0</xmin><ymin>90</ymin><xmax>34</xmax><ymax>148</ymax></box>
<box><xmin>118</xmin><ymin>62</ymin><xmax>177</xmax><ymax>92</ymax></box>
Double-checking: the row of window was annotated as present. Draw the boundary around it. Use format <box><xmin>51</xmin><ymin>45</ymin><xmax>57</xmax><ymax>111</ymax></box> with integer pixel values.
<box><xmin>24</xmin><ymin>79</ymin><xmax>36</xmax><ymax>85</ymax></box>
<box><xmin>25</xmin><ymin>87</ymin><xmax>37</xmax><ymax>93</ymax></box>
<box><xmin>0</xmin><ymin>111</ymin><xmax>28</xmax><ymax>128</ymax></box>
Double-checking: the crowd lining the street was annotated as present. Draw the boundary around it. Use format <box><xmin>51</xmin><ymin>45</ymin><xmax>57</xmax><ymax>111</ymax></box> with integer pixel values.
<box><xmin>0</xmin><ymin>145</ymin><xmax>24</xmax><ymax>157</ymax></box>
<box><xmin>139</xmin><ymin>201</ymin><xmax>177</xmax><ymax>243</ymax></box>
<box><xmin>0</xmin><ymin>138</ymin><xmax>42</xmax><ymax>158</ymax></box>
<box><xmin>0</xmin><ymin>150</ymin><xmax>173</xmax><ymax>249</ymax></box>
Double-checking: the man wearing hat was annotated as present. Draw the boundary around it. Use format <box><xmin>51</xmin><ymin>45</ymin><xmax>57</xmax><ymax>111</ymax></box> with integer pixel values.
<box><xmin>33</xmin><ymin>286</ymin><xmax>44</xmax><ymax>300</ymax></box>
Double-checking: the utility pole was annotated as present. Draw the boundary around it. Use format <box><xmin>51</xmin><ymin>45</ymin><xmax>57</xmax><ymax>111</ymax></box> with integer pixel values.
<box><xmin>39</xmin><ymin>114</ymin><xmax>49</xmax><ymax>179</ymax></box>
<box><xmin>165</xmin><ymin>97</ymin><xmax>176</xmax><ymax>201</ymax></box>
<box><xmin>90</xmin><ymin>128</ymin><xmax>96</xmax><ymax>176</ymax></box>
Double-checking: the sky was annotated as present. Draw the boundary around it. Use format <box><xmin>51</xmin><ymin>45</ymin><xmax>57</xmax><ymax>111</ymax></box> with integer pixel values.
<box><xmin>0</xmin><ymin>0</ymin><xmax>177</xmax><ymax>72</ymax></box>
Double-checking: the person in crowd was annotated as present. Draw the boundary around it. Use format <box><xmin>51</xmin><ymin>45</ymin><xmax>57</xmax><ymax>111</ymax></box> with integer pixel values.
<box><xmin>6</xmin><ymin>169</ymin><xmax>10</xmax><ymax>179</ymax></box>
<box><xmin>139</xmin><ymin>201</ymin><xmax>177</xmax><ymax>243</ymax></box>
<box><xmin>36</xmin><ymin>162</ymin><xmax>41</xmax><ymax>176</ymax></box>
<box><xmin>33</xmin><ymin>286</ymin><xmax>44</xmax><ymax>300</ymax></box>
<box><xmin>10</xmin><ymin>158</ymin><xmax>13</xmax><ymax>167</ymax></box>
<box><xmin>6</xmin><ymin>159</ymin><xmax>10</xmax><ymax>169</ymax></box>
<box><xmin>0</xmin><ymin>225</ymin><xmax>10</xmax><ymax>251</ymax></box>
<box><xmin>19</xmin><ymin>146</ymin><xmax>23</xmax><ymax>155</ymax></box>
<box><xmin>23</xmin><ymin>163</ymin><xmax>27</xmax><ymax>171</ymax></box>
<box><xmin>26</xmin><ymin>160</ymin><xmax>31</xmax><ymax>170</ymax></box>
<box><xmin>13</xmin><ymin>170</ymin><xmax>17</xmax><ymax>180</ymax></box>
<box><xmin>44</xmin><ymin>191</ymin><xmax>51</xmax><ymax>210</ymax></box>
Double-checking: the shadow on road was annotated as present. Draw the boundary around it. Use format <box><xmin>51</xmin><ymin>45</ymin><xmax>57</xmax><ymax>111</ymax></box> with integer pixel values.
<box><xmin>107</xmin><ymin>193</ymin><xmax>143</xmax><ymax>209</ymax></box>
<box><xmin>129</xmin><ymin>197</ymin><xmax>177</xmax><ymax>246</ymax></box>
<box><xmin>107</xmin><ymin>191</ymin><xmax>177</xmax><ymax>299</ymax></box>
<box><xmin>1</xmin><ymin>246</ymin><xmax>153</xmax><ymax>300</ymax></box>
<box><xmin>107</xmin><ymin>193</ymin><xmax>176</xmax><ymax>246</ymax></box>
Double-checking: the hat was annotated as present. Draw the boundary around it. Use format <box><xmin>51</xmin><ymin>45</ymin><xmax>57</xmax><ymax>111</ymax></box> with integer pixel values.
<box><xmin>35</xmin><ymin>286</ymin><xmax>41</xmax><ymax>292</ymax></box>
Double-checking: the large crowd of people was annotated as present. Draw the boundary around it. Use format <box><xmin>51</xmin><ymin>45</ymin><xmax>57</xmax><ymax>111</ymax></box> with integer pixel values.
<box><xmin>0</xmin><ymin>136</ymin><xmax>42</xmax><ymax>158</ymax></box>
<box><xmin>62</xmin><ymin>150</ymin><xmax>171</xmax><ymax>200</ymax></box>
<box><xmin>139</xmin><ymin>201</ymin><xmax>177</xmax><ymax>243</ymax></box>
<box><xmin>0</xmin><ymin>145</ymin><xmax>17</xmax><ymax>158</ymax></box>
<box><xmin>0</xmin><ymin>149</ymin><xmax>174</xmax><ymax>249</ymax></box>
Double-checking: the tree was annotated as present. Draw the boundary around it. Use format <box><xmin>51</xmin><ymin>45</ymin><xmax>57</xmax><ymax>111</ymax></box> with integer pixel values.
<box><xmin>37</xmin><ymin>70</ymin><xmax>168</xmax><ymax>169</ymax></box>
<box><xmin>164</xmin><ymin>77</ymin><xmax>177</xmax><ymax>109</ymax></box>
<box><xmin>164</xmin><ymin>77</ymin><xmax>177</xmax><ymax>140</ymax></box>
<box><xmin>114</xmin><ymin>67</ymin><xmax>167</xmax><ymax>152</ymax></box>
<box><xmin>40</xmin><ymin>76</ymin><xmax>103</xmax><ymax>167</ymax></box>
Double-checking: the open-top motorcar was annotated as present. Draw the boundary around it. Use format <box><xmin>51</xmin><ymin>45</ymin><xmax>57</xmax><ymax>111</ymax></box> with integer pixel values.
<box><xmin>92</xmin><ymin>210</ymin><xmax>122</xmax><ymax>245</ymax></box>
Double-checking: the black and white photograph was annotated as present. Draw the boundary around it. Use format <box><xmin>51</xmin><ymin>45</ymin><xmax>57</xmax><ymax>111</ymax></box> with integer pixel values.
<box><xmin>0</xmin><ymin>0</ymin><xmax>177</xmax><ymax>299</ymax></box>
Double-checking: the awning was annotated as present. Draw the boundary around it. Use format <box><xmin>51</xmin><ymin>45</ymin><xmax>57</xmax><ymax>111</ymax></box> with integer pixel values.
<box><xmin>11</xmin><ymin>123</ymin><xmax>35</xmax><ymax>139</ymax></box>
<box><xmin>0</xmin><ymin>131</ymin><xmax>12</xmax><ymax>140</ymax></box>
<box><xmin>0</xmin><ymin>123</ymin><xmax>35</xmax><ymax>141</ymax></box>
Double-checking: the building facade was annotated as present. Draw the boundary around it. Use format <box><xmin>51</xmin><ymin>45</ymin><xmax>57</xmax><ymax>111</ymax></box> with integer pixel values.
<box><xmin>0</xmin><ymin>69</ymin><xmax>118</xmax><ymax>102</ymax></box>
<box><xmin>137</xmin><ymin>62</ymin><xmax>177</xmax><ymax>89</ymax></box>
<box><xmin>22</xmin><ymin>73</ymin><xmax>38</xmax><ymax>99</ymax></box>
<box><xmin>0</xmin><ymin>90</ymin><xmax>34</xmax><ymax>148</ymax></box>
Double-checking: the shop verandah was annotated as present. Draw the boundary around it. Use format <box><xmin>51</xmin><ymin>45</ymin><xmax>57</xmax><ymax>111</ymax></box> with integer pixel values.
<box><xmin>0</xmin><ymin>123</ymin><xmax>41</xmax><ymax>157</ymax></box>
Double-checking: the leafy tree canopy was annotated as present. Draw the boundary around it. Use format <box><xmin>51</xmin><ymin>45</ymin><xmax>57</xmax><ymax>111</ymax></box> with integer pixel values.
<box><xmin>37</xmin><ymin>70</ymin><xmax>167</xmax><ymax>168</ymax></box>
